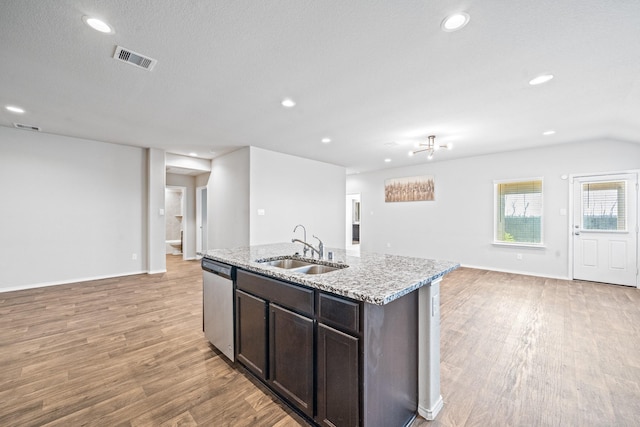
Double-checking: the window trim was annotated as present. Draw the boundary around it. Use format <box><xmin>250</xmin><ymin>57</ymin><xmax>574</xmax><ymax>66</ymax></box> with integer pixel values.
<box><xmin>493</xmin><ymin>177</ymin><xmax>544</xmax><ymax>247</ymax></box>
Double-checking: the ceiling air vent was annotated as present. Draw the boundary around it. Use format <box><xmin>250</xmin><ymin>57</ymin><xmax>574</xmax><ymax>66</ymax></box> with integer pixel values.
<box><xmin>113</xmin><ymin>46</ymin><xmax>157</xmax><ymax>71</ymax></box>
<box><xmin>14</xmin><ymin>123</ymin><xmax>41</xmax><ymax>132</ymax></box>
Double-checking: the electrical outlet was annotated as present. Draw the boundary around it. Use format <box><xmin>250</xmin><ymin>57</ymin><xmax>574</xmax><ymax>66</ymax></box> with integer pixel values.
<box><xmin>132</xmin><ymin>253</ymin><xmax>137</xmax><ymax>260</ymax></box>
<box><xmin>516</xmin><ymin>253</ymin><xmax>523</xmax><ymax>260</ymax></box>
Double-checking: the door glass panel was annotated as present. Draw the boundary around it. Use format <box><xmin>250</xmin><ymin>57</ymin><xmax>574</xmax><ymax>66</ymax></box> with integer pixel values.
<box><xmin>581</xmin><ymin>181</ymin><xmax>626</xmax><ymax>231</ymax></box>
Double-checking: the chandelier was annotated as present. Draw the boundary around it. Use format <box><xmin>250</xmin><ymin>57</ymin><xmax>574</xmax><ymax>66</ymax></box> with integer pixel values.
<box><xmin>408</xmin><ymin>135</ymin><xmax>452</xmax><ymax>160</ymax></box>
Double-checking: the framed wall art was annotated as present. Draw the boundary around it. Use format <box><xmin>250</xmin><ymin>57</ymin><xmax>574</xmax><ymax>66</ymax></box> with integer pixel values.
<box><xmin>385</xmin><ymin>175</ymin><xmax>435</xmax><ymax>202</ymax></box>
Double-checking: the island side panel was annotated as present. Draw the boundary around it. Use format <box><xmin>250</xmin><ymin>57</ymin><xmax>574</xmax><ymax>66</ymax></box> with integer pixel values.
<box><xmin>418</xmin><ymin>278</ymin><xmax>443</xmax><ymax>419</ymax></box>
<box><xmin>362</xmin><ymin>291</ymin><xmax>418</xmax><ymax>427</ymax></box>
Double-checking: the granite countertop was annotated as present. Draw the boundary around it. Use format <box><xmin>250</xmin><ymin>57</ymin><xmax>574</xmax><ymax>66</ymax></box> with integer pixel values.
<box><xmin>203</xmin><ymin>243</ymin><xmax>459</xmax><ymax>305</ymax></box>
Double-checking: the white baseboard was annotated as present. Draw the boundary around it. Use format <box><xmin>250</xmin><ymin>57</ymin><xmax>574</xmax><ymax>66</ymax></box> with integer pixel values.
<box><xmin>460</xmin><ymin>264</ymin><xmax>570</xmax><ymax>281</ymax></box>
<box><xmin>0</xmin><ymin>270</ymin><xmax>148</xmax><ymax>293</ymax></box>
<box><xmin>418</xmin><ymin>395</ymin><xmax>444</xmax><ymax>420</ymax></box>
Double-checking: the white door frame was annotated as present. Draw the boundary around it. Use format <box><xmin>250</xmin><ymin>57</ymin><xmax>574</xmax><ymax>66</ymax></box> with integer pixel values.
<box><xmin>568</xmin><ymin>169</ymin><xmax>639</xmax><ymax>287</ymax></box>
<box><xmin>196</xmin><ymin>186</ymin><xmax>207</xmax><ymax>258</ymax></box>
<box><xmin>346</xmin><ymin>193</ymin><xmax>361</xmax><ymax>252</ymax></box>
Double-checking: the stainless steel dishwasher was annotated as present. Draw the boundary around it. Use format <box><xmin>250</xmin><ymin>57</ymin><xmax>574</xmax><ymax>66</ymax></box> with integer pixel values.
<box><xmin>202</xmin><ymin>258</ymin><xmax>235</xmax><ymax>361</ymax></box>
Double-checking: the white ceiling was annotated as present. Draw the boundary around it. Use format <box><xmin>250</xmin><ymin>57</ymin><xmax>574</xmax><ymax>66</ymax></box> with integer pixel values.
<box><xmin>1</xmin><ymin>0</ymin><xmax>639</xmax><ymax>174</ymax></box>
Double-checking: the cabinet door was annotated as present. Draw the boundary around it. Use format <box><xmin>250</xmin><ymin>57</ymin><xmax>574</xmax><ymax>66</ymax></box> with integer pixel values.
<box><xmin>236</xmin><ymin>290</ymin><xmax>268</xmax><ymax>380</ymax></box>
<box><xmin>317</xmin><ymin>323</ymin><xmax>359</xmax><ymax>427</ymax></box>
<box><xmin>269</xmin><ymin>303</ymin><xmax>314</xmax><ymax>417</ymax></box>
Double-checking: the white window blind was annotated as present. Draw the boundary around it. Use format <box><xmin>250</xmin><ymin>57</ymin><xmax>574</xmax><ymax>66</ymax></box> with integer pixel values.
<box><xmin>581</xmin><ymin>180</ymin><xmax>626</xmax><ymax>231</ymax></box>
<box><xmin>495</xmin><ymin>179</ymin><xmax>543</xmax><ymax>244</ymax></box>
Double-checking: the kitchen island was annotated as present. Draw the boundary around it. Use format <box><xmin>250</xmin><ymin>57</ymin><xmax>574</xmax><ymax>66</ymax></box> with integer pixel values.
<box><xmin>203</xmin><ymin>243</ymin><xmax>459</xmax><ymax>427</ymax></box>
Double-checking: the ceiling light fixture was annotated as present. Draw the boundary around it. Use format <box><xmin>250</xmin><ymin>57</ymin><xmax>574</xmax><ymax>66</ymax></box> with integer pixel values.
<box><xmin>384</xmin><ymin>158</ymin><xmax>392</xmax><ymax>163</ymax></box>
<box><xmin>441</xmin><ymin>12</ymin><xmax>470</xmax><ymax>32</ymax></box>
<box><xmin>529</xmin><ymin>74</ymin><xmax>554</xmax><ymax>85</ymax></box>
<box><xmin>5</xmin><ymin>105</ymin><xmax>25</xmax><ymax>114</ymax></box>
<box><xmin>281</xmin><ymin>98</ymin><xmax>296</xmax><ymax>108</ymax></box>
<box><xmin>321</xmin><ymin>138</ymin><xmax>331</xmax><ymax>144</ymax></box>
<box><xmin>408</xmin><ymin>135</ymin><xmax>452</xmax><ymax>160</ymax></box>
<box><xmin>543</xmin><ymin>130</ymin><xmax>556</xmax><ymax>136</ymax></box>
<box><xmin>189</xmin><ymin>152</ymin><xmax>198</xmax><ymax>157</ymax></box>
<box><xmin>82</xmin><ymin>16</ymin><xmax>113</xmax><ymax>34</ymax></box>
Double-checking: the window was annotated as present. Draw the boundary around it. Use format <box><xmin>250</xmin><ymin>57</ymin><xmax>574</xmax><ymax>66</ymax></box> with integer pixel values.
<box><xmin>494</xmin><ymin>179</ymin><xmax>543</xmax><ymax>244</ymax></box>
<box><xmin>581</xmin><ymin>180</ymin><xmax>626</xmax><ymax>231</ymax></box>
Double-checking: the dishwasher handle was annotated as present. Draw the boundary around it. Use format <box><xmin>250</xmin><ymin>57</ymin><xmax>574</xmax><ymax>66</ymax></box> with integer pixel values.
<box><xmin>202</xmin><ymin>259</ymin><xmax>234</xmax><ymax>280</ymax></box>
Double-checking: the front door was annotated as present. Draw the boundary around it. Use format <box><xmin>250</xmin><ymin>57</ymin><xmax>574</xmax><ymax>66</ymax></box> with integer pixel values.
<box><xmin>572</xmin><ymin>172</ymin><xmax>638</xmax><ymax>287</ymax></box>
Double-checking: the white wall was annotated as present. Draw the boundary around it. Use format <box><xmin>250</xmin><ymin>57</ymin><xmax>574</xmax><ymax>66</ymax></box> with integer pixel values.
<box><xmin>166</xmin><ymin>153</ymin><xmax>211</xmax><ymax>173</ymax></box>
<box><xmin>147</xmin><ymin>148</ymin><xmax>166</xmax><ymax>274</ymax></box>
<box><xmin>0</xmin><ymin>126</ymin><xmax>148</xmax><ymax>291</ymax></box>
<box><xmin>347</xmin><ymin>139</ymin><xmax>640</xmax><ymax>279</ymax></box>
<box><xmin>207</xmin><ymin>147</ymin><xmax>346</xmax><ymax>251</ymax></box>
<box><xmin>208</xmin><ymin>147</ymin><xmax>251</xmax><ymax>249</ymax></box>
<box><xmin>249</xmin><ymin>147</ymin><xmax>346</xmax><ymax>249</ymax></box>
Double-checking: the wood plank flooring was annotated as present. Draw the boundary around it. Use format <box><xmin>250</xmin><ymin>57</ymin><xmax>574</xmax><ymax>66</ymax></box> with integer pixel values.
<box><xmin>413</xmin><ymin>268</ymin><xmax>640</xmax><ymax>427</ymax></box>
<box><xmin>0</xmin><ymin>256</ymin><xmax>307</xmax><ymax>427</ymax></box>
<box><xmin>1</xmin><ymin>257</ymin><xmax>639</xmax><ymax>426</ymax></box>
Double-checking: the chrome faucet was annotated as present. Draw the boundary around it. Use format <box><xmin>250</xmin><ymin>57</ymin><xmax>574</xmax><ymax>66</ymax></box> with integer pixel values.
<box><xmin>291</xmin><ymin>238</ymin><xmax>324</xmax><ymax>259</ymax></box>
<box><xmin>312</xmin><ymin>235</ymin><xmax>324</xmax><ymax>259</ymax></box>
<box><xmin>291</xmin><ymin>239</ymin><xmax>321</xmax><ymax>258</ymax></box>
<box><xmin>292</xmin><ymin>224</ymin><xmax>308</xmax><ymax>257</ymax></box>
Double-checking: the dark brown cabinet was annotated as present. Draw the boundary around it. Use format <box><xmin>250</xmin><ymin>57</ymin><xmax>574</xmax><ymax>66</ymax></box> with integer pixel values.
<box><xmin>316</xmin><ymin>323</ymin><xmax>359</xmax><ymax>427</ymax></box>
<box><xmin>235</xmin><ymin>269</ymin><xmax>363</xmax><ymax>426</ymax></box>
<box><xmin>269</xmin><ymin>303</ymin><xmax>314</xmax><ymax>417</ymax></box>
<box><xmin>235</xmin><ymin>289</ymin><xmax>267</xmax><ymax>380</ymax></box>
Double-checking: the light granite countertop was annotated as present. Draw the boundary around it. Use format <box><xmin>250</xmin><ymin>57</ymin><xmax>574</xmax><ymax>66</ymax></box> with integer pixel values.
<box><xmin>203</xmin><ymin>243</ymin><xmax>459</xmax><ymax>305</ymax></box>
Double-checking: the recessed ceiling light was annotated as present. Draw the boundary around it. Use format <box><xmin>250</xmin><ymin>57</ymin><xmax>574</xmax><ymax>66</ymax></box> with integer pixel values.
<box><xmin>281</xmin><ymin>98</ymin><xmax>296</xmax><ymax>108</ymax></box>
<box><xmin>384</xmin><ymin>158</ymin><xmax>392</xmax><ymax>163</ymax></box>
<box><xmin>82</xmin><ymin>16</ymin><xmax>113</xmax><ymax>34</ymax></box>
<box><xmin>529</xmin><ymin>74</ymin><xmax>554</xmax><ymax>85</ymax></box>
<box><xmin>442</xmin><ymin>12</ymin><xmax>470</xmax><ymax>32</ymax></box>
<box><xmin>543</xmin><ymin>130</ymin><xmax>556</xmax><ymax>136</ymax></box>
<box><xmin>321</xmin><ymin>138</ymin><xmax>331</xmax><ymax>144</ymax></box>
<box><xmin>5</xmin><ymin>105</ymin><xmax>25</xmax><ymax>114</ymax></box>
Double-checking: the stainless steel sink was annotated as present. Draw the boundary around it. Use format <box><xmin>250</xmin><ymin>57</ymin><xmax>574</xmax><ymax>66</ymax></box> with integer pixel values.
<box><xmin>256</xmin><ymin>256</ymin><xmax>347</xmax><ymax>275</ymax></box>
<box><xmin>291</xmin><ymin>264</ymin><xmax>341</xmax><ymax>275</ymax></box>
<box><xmin>261</xmin><ymin>259</ymin><xmax>313</xmax><ymax>269</ymax></box>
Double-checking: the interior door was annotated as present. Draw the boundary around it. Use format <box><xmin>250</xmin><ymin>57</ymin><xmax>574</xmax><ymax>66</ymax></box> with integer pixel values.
<box><xmin>573</xmin><ymin>173</ymin><xmax>638</xmax><ymax>287</ymax></box>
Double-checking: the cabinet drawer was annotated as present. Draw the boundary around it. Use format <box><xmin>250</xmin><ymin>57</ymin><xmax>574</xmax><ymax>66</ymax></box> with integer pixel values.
<box><xmin>237</xmin><ymin>269</ymin><xmax>314</xmax><ymax>316</ymax></box>
<box><xmin>318</xmin><ymin>292</ymin><xmax>360</xmax><ymax>334</ymax></box>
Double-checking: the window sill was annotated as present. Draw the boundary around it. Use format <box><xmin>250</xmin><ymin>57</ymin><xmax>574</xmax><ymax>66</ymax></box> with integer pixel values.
<box><xmin>492</xmin><ymin>241</ymin><xmax>546</xmax><ymax>249</ymax></box>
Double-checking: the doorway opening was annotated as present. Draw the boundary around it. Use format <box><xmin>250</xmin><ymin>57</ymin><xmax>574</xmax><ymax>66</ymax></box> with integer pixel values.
<box><xmin>346</xmin><ymin>194</ymin><xmax>361</xmax><ymax>253</ymax></box>
<box><xmin>165</xmin><ymin>186</ymin><xmax>187</xmax><ymax>260</ymax></box>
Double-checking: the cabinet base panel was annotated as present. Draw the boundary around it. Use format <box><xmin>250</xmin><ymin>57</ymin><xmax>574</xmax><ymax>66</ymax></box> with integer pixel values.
<box><xmin>418</xmin><ymin>395</ymin><xmax>443</xmax><ymax>420</ymax></box>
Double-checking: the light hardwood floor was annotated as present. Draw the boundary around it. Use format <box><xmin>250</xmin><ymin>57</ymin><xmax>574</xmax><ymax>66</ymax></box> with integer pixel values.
<box><xmin>0</xmin><ymin>256</ymin><xmax>307</xmax><ymax>427</ymax></box>
<box><xmin>1</xmin><ymin>257</ymin><xmax>639</xmax><ymax>426</ymax></box>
